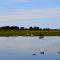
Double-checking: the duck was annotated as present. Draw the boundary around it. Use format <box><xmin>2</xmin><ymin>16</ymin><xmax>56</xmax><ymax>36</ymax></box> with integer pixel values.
<box><xmin>32</xmin><ymin>53</ymin><xmax>36</xmax><ymax>55</ymax></box>
<box><xmin>58</xmin><ymin>52</ymin><xmax>60</xmax><ymax>54</ymax></box>
<box><xmin>40</xmin><ymin>51</ymin><xmax>44</xmax><ymax>54</ymax></box>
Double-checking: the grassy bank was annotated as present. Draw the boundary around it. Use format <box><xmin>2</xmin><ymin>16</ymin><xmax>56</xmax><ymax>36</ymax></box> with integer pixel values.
<box><xmin>0</xmin><ymin>30</ymin><xmax>60</xmax><ymax>36</ymax></box>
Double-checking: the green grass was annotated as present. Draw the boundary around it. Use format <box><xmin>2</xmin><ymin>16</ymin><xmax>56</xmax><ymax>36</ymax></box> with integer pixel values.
<box><xmin>0</xmin><ymin>30</ymin><xmax>60</xmax><ymax>36</ymax></box>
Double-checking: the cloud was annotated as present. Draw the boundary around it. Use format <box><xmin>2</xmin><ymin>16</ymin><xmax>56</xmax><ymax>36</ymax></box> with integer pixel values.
<box><xmin>0</xmin><ymin>0</ymin><xmax>31</xmax><ymax>4</ymax></box>
<box><xmin>0</xmin><ymin>8</ymin><xmax>60</xmax><ymax>20</ymax></box>
<box><xmin>0</xmin><ymin>0</ymin><xmax>47</xmax><ymax>5</ymax></box>
<box><xmin>16</xmin><ymin>0</ymin><xmax>31</xmax><ymax>2</ymax></box>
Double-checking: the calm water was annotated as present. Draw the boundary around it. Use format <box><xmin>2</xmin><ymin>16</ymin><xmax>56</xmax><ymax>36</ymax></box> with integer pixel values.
<box><xmin>0</xmin><ymin>36</ymin><xmax>60</xmax><ymax>60</ymax></box>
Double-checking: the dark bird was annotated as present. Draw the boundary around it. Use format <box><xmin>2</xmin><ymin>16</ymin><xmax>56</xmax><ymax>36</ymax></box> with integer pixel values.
<box><xmin>58</xmin><ymin>52</ymin><xmax>60</xmax><ymax>54</ymax></box>
<box><xmin>32</xmin><ymin>53</ymin><xmax>36</xmax><ymax>55</ymax></box>
<box><xmin>40</xmin><ymin>52</ymin><xmax>44</xmax><ymax>54</ymax></box>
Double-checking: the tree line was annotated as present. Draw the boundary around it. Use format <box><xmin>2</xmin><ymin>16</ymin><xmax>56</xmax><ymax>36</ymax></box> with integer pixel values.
<box><xmin>0</xmin><ymin>26</ymin><xmax>59</xmax><ymax>31</ymax></box>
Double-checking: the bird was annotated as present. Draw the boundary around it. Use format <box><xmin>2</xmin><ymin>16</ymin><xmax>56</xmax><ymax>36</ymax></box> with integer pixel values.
<box><xmin>40</xmin><ymin>51</ymin><xmax>44</xmax><ymax>54</ymax></box>
<box><xmin>32</xmin><ymin>53</ymin><xmax>36</xmax><ymax>55</ymax></box>
<box><xmin>58</xmin><ymin>52</ymin><xmax>60</xmax><ymax>54</ymax></box>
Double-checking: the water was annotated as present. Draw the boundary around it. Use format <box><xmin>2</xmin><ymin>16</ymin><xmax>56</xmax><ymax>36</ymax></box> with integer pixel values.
<box><xmin>0</xmin><ymin>36</ymin><xmax>60</xmax><ymax>60</ymax></box>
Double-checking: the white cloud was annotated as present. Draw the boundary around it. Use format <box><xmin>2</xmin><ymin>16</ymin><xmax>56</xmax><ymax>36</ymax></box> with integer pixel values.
<box><xmin>0</xmin><ymin>0</ymin><xmax>31</xmax><ymax>4</ymax></box>
<box><xmin>16</xmin><ymin>0</ymin><xmax>31</xmax><ymax>2</ymax></box>
<box><xmin>0</xmin><ymin>8</ymin><xmax>60</xmax><ymax>20</ymax></box>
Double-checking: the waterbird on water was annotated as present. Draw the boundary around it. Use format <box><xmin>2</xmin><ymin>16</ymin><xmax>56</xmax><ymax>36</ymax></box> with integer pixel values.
<box><xmin>58</xmin><ymin>52</ymin><xmax>60</xmax><ymax>54</ymax></box>
<box><xmin>32</xmin><ymin>53</ymin><xmax>36</xmax><ymax>55</ymax></box>
<box><xmin>40</xmin><ymin>51</ymin><xmax>44</xmax><ymax>54</ymax></box>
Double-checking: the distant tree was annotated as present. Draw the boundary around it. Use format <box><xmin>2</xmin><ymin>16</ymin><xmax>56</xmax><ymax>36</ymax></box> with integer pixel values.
<box><xmin>20</xmin><ymin>27</ymin><xmax>25</xmax><ymax>30</ymax></box>
<box><xmin>43</xmin><ymin>28</ymin><xmax>51</xmax><ymax>30</ymax></box>
<box><xmin>33</xmin><ymin>27</ymin><xmax>39</xmax><ymax>30</ymax></box>
<box><xmin>29</xmin><ymin>27</ymin><xmax>33</xmax><ymax>30</ymax></box>
<box><xmin>0</xmin><ymin>26</ymin><xmax>19</xmax><ymax>31</ymax></box>
<box><xmin>10</xmin><ymin>26</ymin><xmax>19</xmax><ymax>30</ymax></box>
<box><xmin>1</xmin><ymin>26</ymin><xmax>10</xmax><ymax>30</ymax></box>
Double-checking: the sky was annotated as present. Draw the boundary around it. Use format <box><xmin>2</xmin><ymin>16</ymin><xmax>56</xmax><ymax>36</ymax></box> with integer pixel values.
<box><xmin>0</xmin><ymin>0</ymin><xmax>60</xmax><ymax>28</ymax></box>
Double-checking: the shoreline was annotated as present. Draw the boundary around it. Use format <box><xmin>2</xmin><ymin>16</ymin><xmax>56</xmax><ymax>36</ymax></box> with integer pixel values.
<box><xmin>0</xmin><ymin>30</ymin><xmax>60</xmax><ymax>36</ymax></box>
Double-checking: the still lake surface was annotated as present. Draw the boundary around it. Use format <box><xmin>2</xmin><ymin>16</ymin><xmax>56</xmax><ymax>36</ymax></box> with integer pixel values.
<box><xmin>0</xmin><ymin>36</ymin><xmax>60</xmax><ymax>60</ymax></box>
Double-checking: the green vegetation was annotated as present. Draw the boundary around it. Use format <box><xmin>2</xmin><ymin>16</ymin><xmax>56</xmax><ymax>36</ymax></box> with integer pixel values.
<box><xmin>0</xmin><ymin>26</ymin><xmax>60</xmax><ymax>36</ymax></box>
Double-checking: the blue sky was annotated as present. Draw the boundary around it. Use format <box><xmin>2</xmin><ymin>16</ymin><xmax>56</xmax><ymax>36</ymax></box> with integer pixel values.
<box><xmin>0</xmin><ymin>0</ymin><xmax>60</xmax><ymax>28</ymax></box>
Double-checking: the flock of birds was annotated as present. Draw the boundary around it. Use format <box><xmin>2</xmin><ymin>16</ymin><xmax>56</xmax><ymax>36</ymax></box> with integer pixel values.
<box><xmin>32</xmin><ymin>51</ymin><xmax>44</xmax><ymax>55</ymax></box>
<box><xmin>32</xmin><ymin>51</ymin><xmax>60</xmax><ymax>56</ymax></box>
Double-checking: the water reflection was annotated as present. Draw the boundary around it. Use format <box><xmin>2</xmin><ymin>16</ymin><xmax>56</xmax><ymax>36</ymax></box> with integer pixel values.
<box><xmin>0</xmin><ymin>37</ymin><xmax>60</xmax><ymax>51</ymax></box>
<box><xmin>0</xmin><ymin>36</ymin><xmax>59</xmax><ymax>60</ymax></box>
